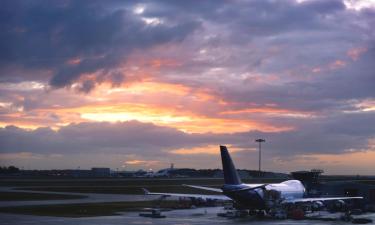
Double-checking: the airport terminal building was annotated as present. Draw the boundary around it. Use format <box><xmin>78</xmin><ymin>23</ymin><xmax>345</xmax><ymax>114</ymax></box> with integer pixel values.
<box><xmin>292</xmin><ymin>170</ymin><xmax>375</xmax><ymax>210</ymax></box>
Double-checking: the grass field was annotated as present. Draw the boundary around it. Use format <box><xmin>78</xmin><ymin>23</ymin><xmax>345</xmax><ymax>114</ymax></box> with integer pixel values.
<box><xmin>0</xmin><ymin>201</ymin><xmax>181</xmax><ymax>217</ymax></box>
<box><xmin>1</xmin><ymin>178</ymin><xmax>284</xmax><ymax>194</ymax></box>
<box><xmin>2</xmin><ymin>177</ymin><xmax>374</xmax><ymax>195</ymax></box>
<box><xmin>0</xmin><ymin>178</ymin><xmax>281</xmax><ymax>195</ymax></box>
<box><xmin>15</xmin><ymin>185</ymin><xmax>221</xmax><ymax>195</ymax></box>
<box><xmin>1</xmin><ymin>177</ymin><xmax>374</xmax><ymax>218</ymax></box>
<box><xmin>0</xmin><ymin>191</ymin><xmax>86</xmax><ymax>201</ymax></box>
<box><xmin>0</xmin><ymin>177</ymin><xmax>285</xmax><ymax>187</ymax></box>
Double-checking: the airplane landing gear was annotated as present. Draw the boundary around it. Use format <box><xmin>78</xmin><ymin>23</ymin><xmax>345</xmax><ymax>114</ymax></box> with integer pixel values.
<box><xmin>256</xmin><ymin>210</ymin><xmax>266</xmax><ymax>218</ymax></box>
<box><xmin>248</xmin><ymin>210</ymin><xmax>257</xmax><ymax>216</ymax></box>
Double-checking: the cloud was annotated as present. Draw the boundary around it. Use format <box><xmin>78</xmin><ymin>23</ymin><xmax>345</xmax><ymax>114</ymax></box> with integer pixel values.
<box><xmin>1</xmin><ymin>114</ymin><xmax>374</xmax><ymax>156</ymax></box>
<box><xmin>0</xmin><ymin>112</ymin><xmax>373</xmax><ymax>172</ymax></box>
<box><xmin>0</xmin><ymin>121</ymin><xmax>217</xmax><ymax>154</ymax></box>
<box><xmin>211</xmin><ymin>47</ymin><xmax>375</xmax><ymax>114</ymax></box>
<box><xmin>0</xmin><ymin>0</ymin><xmax>199</xmax><ymax>90</ymax></box>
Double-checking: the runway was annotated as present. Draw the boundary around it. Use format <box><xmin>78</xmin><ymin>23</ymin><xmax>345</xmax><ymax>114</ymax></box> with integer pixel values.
<box><xmin>0</xmin><ymin>187</ymin><xmax>159</xmax><ymax>207</ymax></box>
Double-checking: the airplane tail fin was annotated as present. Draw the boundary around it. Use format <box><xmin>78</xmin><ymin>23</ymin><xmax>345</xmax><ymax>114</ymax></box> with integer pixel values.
<box><xmin>142</xmin><ymin>188</ymin><xmax>150</xmax><ymax>195</ymax></box>
<box><xmin>220</xmin><ymin>145</ymin><xmax>241</xmax><ymax>185</ymax></box>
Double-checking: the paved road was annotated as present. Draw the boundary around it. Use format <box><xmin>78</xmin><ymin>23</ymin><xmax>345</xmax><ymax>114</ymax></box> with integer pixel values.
<box><xmin>0</xmin><ymin>187</ymin><xmax>160</xmax><ymax>207</ymax></box>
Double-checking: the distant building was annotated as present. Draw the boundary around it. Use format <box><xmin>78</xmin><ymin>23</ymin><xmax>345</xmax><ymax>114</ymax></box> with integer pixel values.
<box><xmin>71</xmin><ymin>169</ymin><xmax>92</xmax><ymax>177</ymax></box>
<box><xmin>238</xmin><ymin>170</ymin><xmax>251</xmax><ymax>179</ymax></box>
<box><xmin>214</xmin><ymin>170</ymin><xmax>262</xmax><ymax>179</ymax></box>
<box><xmin>153</xmin><ymin>163</ymin><xmax>176</xmax><ymax>177</ymax></box>
<box><xmin>91</xmin><ymin>168</ymin><xmax>110</xmax><ymax>177</ymax></box>
<box><xmin>320</xmin><ymin>181</ymin><xmax>375</xmax><ymax>205</ymax></box>
<box><xmin>116</xmin><ymin>170</ymin><xmax>138</xmax><ymax>178</ymax></box>
<box><xmin>291</xmin><ymin>170</ymin><xmax>375</xmax><ymax>209</ymax></box>
<box><xmin>291</xmin><ymin>169</ymin><xmax>323</xmax><ymax>193</ymax></box>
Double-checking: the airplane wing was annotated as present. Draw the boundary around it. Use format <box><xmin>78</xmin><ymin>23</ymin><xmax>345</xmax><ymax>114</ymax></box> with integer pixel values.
<box><xmin>182</xmin><ymin>184</ymin><xmax>223</xmax><ymax>193</ymax></box>
<box><xmin>283</xmin><ymin>196</ymin><xmax>363</xmax><ymax>204</ymax></box>
<box><xmin>245</xmin><ymin>184</ymin><xmax>268</xmax><ymax>188</ymax></box>
<box><xmin>142</xmin><ymin>188</ymin><xmax>231</xmax><ymax>200</ymax></box>
<box><xmin>182</xmin><ymin>183</ymin><xmax>269</xmax><ymax>194</ymax></box>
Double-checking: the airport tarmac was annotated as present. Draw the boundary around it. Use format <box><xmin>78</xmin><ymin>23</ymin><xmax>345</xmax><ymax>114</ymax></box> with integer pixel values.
<box><xmin>1</xmin><ymin>207</ymin><xmax>375</xmax><ymax>225</ymax></box>
<box><xmin>1</xmin><ymin>187</ymin><xmax>374</xmax><ymax>224</ymax></box>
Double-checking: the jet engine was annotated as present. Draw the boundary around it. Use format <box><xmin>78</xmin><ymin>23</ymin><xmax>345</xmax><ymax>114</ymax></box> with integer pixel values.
<box><xmin>334</xmin><ymin>200</ymin><xmax>346</xmax><ymax>209</ymax></box>
<box><xmin>311</xmin><ymin>201</ymin><xmax>324</xmax><ymax>211</ymax></box>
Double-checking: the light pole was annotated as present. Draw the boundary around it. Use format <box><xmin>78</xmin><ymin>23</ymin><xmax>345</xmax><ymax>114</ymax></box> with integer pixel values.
<box><xmin>255</xmin><ymin>138</ymin><xmax>265</xmax><ymax>175</ymax></box>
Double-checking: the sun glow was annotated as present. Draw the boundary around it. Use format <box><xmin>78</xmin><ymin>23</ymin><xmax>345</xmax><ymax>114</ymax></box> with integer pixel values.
<box><xmin>78</xmin><ymin>105</ymin><xmax>290</xmax><ymax>133</ymax></box>
<box><xmin>0</xmin><ymin>80</ymin><xmax>295</xmax><ymax>133</ymax></box>
<box><xmin>170</xmin><ymin>145</ymin><xmax>252</xmax><ymax>155</ymax></box>
<box><xmin>81</xmin><ymin>112</ymin><xmax>192</xmax><ymax>124</ymax></box>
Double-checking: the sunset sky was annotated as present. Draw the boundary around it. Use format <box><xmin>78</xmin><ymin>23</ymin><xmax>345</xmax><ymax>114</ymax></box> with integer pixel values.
<box><xmin>1</xmin><ymin>0</ymin><xmax>374</xmax><ymax>174</ymax></box>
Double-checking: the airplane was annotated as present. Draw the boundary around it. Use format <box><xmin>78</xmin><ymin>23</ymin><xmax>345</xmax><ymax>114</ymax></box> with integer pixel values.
<box><xmin>144</xmin><ymin>145</ymin><xmax>362</xmax><ymax>214</ymax></box>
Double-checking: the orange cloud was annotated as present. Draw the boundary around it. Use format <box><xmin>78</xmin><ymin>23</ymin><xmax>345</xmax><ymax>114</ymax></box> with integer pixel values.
<box><xmin>148</xmin><ymin>59</ymin><xmax>182</xmax><ymax>68</ymax></box>
<box><xmin>290</xmin><ymin>150</ymin><xmax>375</xmax><ymax>175</ymax></box>
<box><xmin>0</xmin><ymin>111</ymin><xmax>81</xmax><ymax>130</ymax></box>
<box><xmin>310</xmin><ymin>56</ymin><xmax>357</xmax><ymax>75</ymax></box>
<box><xmin>170</xmin><ymin>144</ymin><xmax>253</xmax><ymax>155</ymax></box>
<box><xmin>76</xmin><ymin>103</ymin><xmax>290</xmax><ymax>133</ymax></box>
<box><xmin>66</xmin><ymin>57</ymin><xmax>82</xmax><ymax>65</ymax></box>
<box><xmin>1</xmin><ymin>80</ymin><xmax>294</xmax><ymax>133</ymax></box>
<box><xmin>0</xmin><ymin>152</ymin><xmax>63</xmax><ymax>160</ymax></box>
<box><xmin>347</xmin><ymin>47</ymin><xmax>367</xmax><ymax>61</ymax></box>
<box><xmin>125</xmin><ymin>160</ymin><xmax>156</xmax><ymax>165</ymax></box>
<box><xmin>104</xmin><ymin>81</ymin><xmax>190</xmax><ymax>96</ymax></box>
<box><xmin>312</xmin><ymin>67</ymin><xmax>321</xmax><ymax>73</ymax></box>
<box><xmin>123</xmin><ymin>159</ymin><xmax>160</xmax><ymax>169</ymax></box>
<box><xmin>329</xmin><ymin>60</ymin><xmax>347</xmax><ymax>70</ymax></box>
<box><xmin>221</xmin><ymin>107</ymin><xmax>316</xmax><ymax>119</ymax></box>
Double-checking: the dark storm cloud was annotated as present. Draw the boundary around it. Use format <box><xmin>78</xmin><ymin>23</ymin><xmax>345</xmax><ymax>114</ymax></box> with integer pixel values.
<box><xmin>218</xmin><ymin>0</ymin><xmax>345</xmax><ymax>36</ymax></box>
<box><xmin>0</xmin><ymin>0</ymin><xmax>199</xmax><ymax>89</ymax></box>
<box><xmin>0</xmin><ymin>121</ymin><xmax>221</xmax><ymax>154</ymax></box>
<box><xmin>249</xmin><ymin>112</ymin><xmax>375</xmax><ymax>156</ymax></box>
<box><xmin>140</xmin><ymin>0</ymin><xmax>374</xmax><ymax>109</ymax></box>
<box><xmin>214</xmin><ymin>47</ymin><xmax>375</xmax><ymax>112</ymax></box>
<box><xmin>1</xmin><ymin>114</ymin><xmax>374</xmax><ymax>157</ymax></box>
<box><xmin>1</xmin><ymin>0</ymin><xmax>373</xmax><ymax>92</ymax></box>
<box><xmin>146</xmin><ymin>0</ymin><xmax>345</xmax><ymax>25</ymax></box>
<box><xmin>151</xmin><ymin>0</ymin><xmax>346</xmax><ymax>43</ymax></box>
<box><xmin>0</xmin><ymin>0</ymin><xmax>373</xmax><ymax>116</ymax></box>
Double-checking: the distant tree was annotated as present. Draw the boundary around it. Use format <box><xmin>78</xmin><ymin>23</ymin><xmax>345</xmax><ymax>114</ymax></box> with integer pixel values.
<box><xmin>0</xmin><ymin>166</ymin><xmax>20</xmax><ymax>174</ymax></box>
<box><xmin>8</xmin><ymin>166</ymin><xmax>19</xmax><ymax>173</ymax></box>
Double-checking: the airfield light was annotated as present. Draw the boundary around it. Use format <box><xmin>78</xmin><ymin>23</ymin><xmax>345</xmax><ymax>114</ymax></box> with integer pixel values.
<box><xmin>255</xmin><ymin>138</ymin><xmax>266</xmax><ymax>175</ymax></box>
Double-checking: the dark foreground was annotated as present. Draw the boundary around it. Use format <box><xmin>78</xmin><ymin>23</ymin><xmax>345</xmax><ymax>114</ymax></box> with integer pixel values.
<box><xmin>1</xmin><ymin>207</ymin><xmax>375</xmax><ymax>225</ymax></box>
<box><xmin>1</xmin><ymin>177</ymin><xmax>375</xmax><ymax>224</ymax></box>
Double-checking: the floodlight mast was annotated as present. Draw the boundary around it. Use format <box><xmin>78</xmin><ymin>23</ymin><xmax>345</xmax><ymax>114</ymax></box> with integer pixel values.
<box><xmin>255</xmin><ymin>138</ymin><xmax>266</xmax><ymax>175</ymax></box>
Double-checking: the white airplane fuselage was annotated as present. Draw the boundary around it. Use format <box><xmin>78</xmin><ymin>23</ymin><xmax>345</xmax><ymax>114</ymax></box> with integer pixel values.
<box><xmin>261</xmin><ymin>180</ymin><xmax>305</xmax><ymax>199</ymax></box>
<box><xmin>222</xmin><ymin>180</ymin><xmax>306</xmax><ymax>210</ymax></box>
